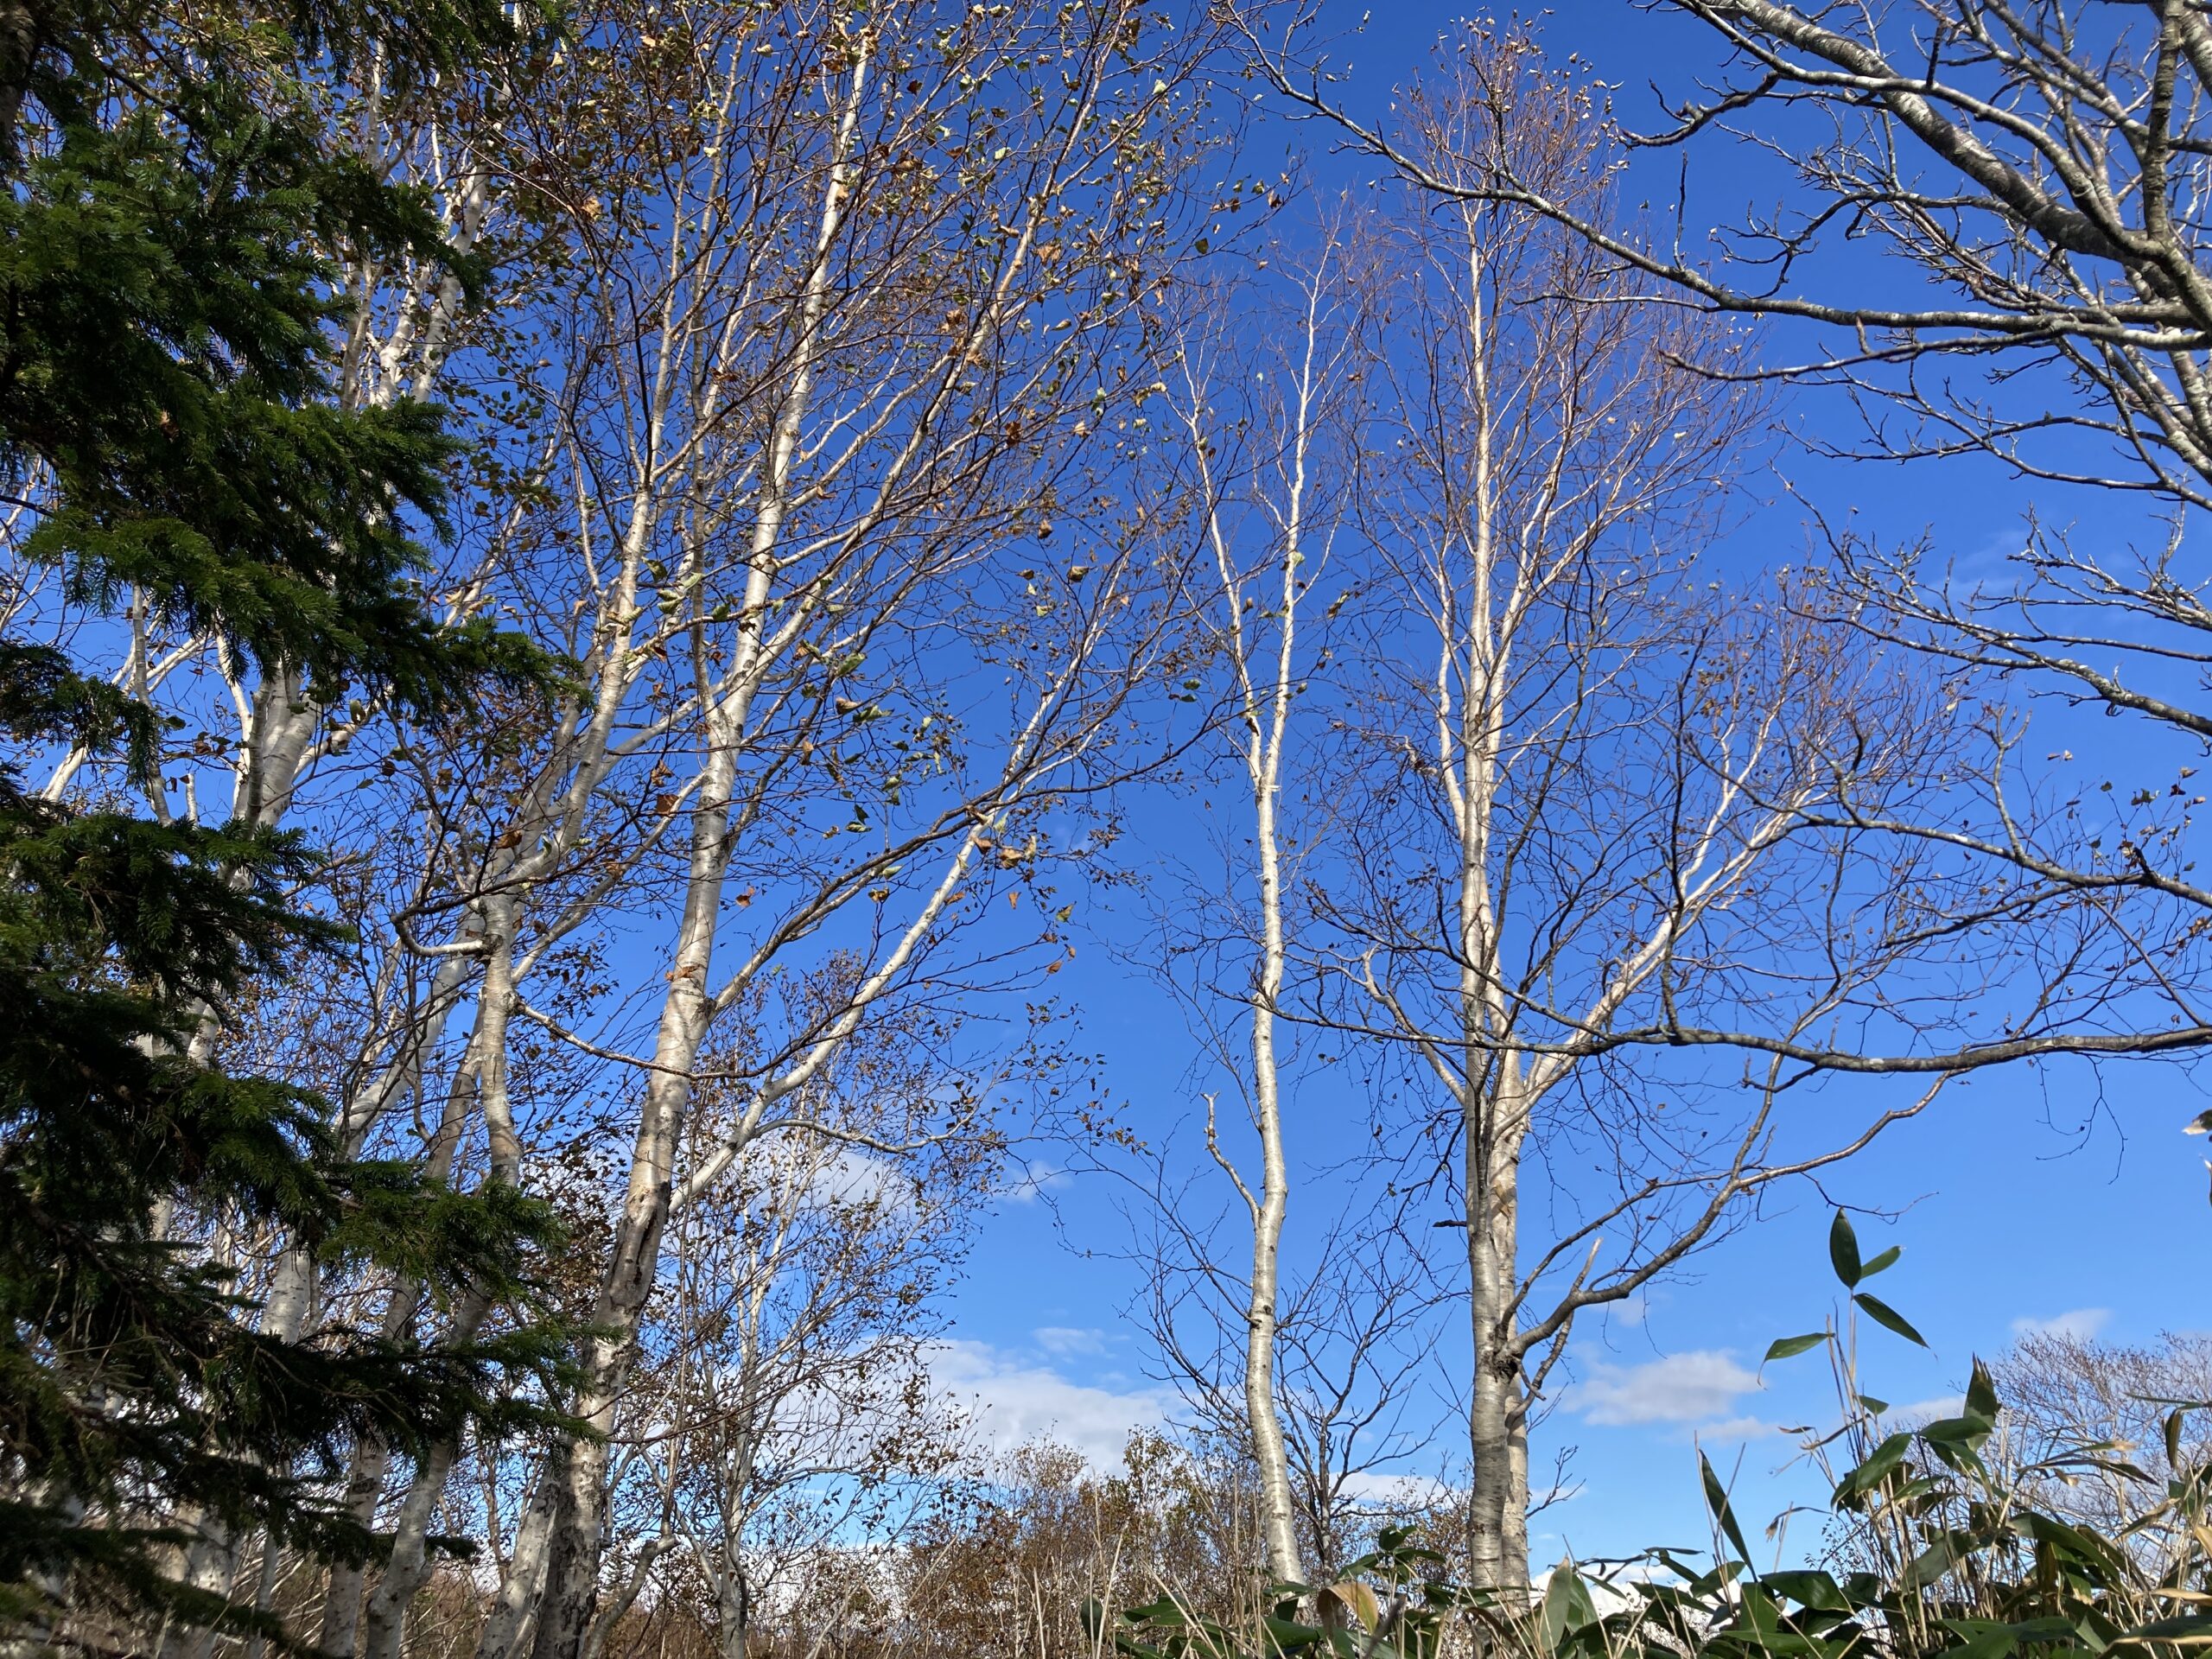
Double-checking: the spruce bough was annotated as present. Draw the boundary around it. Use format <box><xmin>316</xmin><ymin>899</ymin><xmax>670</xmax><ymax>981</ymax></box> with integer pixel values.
<box><xmin>0</xmin><ymin>0</ymin><xmax>568</xmax><ymax>1645</ymax></box>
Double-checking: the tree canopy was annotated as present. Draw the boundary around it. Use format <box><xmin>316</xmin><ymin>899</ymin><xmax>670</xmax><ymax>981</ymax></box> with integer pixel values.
<box><xmin>0</xmin><ymin>0</ymin><xmax>564</xmax><ymax>1645</ymax></box>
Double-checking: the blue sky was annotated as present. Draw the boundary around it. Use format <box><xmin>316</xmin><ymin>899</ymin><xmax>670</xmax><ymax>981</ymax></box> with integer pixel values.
<box><xmin>930</xmin><ymin>0</ymin><xmax>2212</xmax><ymax>1568</ymax></box>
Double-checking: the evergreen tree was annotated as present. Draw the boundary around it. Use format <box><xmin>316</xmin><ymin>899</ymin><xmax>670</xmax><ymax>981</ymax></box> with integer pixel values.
<box><xmin>0</xmin><ymin>0</ymin><xmax>565</xmax><ymax>1647</ymax></box>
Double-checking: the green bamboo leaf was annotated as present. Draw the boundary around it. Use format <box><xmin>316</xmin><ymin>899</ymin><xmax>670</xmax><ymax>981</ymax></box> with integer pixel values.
<box><xmin>1932</xmin><ymin>1623</ymin><xmax>2020</xmax><ymax>1659</ymax></box>
<box><xmin>1701</xmin><ymin>1452</ymin><xmax>1753</xmax><ymax>1564</ymax></box>
<box><xmin>1859</xmin><ymin>1244</ymin><xmax>1902</xmax><ymax>1279</ymax></box>
<box><xmin>2125</xmin><ymin>1615</ymin><xmax>2212</xmax><ymax>1642</ymax></box>
<box><xmin>1829</xmin><ymin>1211</ymin><xmax>1862</xmax><ymax>1287</ymax></box>
<box><xmin>1989</xmin><ymin>1619</ymin><xmax>2087</xmax><ymax>1645</ymax></box>
<box><xmin>1902</xmin><ymin>1535</ymin><xmax>1959</xmax><ymax>1592</ymax></box>
<box><xmin>2074</xmin><ymin>1454</ymin><xmax>2155</xmax><ymax>1483</ymax></box>
<box><xmin>1967</xmin><ymin>1358</ymin><xmax>2000</xmax><ymax>1421</ymax></box>
<box><xmin>1538</xmin><ymin>1565</ymin><xmax>1599</xmax><ymax>1654</ymax></box>
<box><xmin>1760</xmin><ymin>1570</ymin><xmax>1848</xmax><ymax>1612</ymax></box>
<box><xmin>1765</xmin><ymin>1332</ymin><xmax>1829</xmax><ymax>1362</ymax></box>
<box><xmin>1834</xmin><ymin>1432</ymin><xmax>1913</xmax><ymax>1506</ymax></box>
<box><xmin>1854</xmin><ymin>1292</ymin><xmax>1929</xmax><ymax>1347</ymax></box>
<box><xmin>1923</xmin><ymin>1412</ymin><xmax>1995</xmax><ymax>1446</ymax></box>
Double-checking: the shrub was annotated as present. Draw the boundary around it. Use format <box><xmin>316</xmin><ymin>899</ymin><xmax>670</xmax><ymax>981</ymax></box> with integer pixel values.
<box><xmin>1099</xmin><ymin>1213</ymin><xmax>2212</xmax><ymax>1659</ymax></box>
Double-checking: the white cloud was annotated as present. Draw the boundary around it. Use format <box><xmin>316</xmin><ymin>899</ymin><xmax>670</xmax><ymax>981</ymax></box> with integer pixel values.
<box><xmin>1337</xmin><ymin>1471</ymin><xmax>1455</xmax><ymax>1508</ymax></box>
<box><xmin>1573</xmin><ymin>1351</ymin><xmax>1763</xmax><ymax>1427</ymax></box>
<box><xmin>739</xmin><ymin>1142</ymin><xmax>916</xmax><ymax>1219</ymax></box>
<box><xmin>1034</xmin><ymin>1325</ymin><xmax>1110</xmax><ymax>1357</ymax></box>
<box><xmin>1696</xmin><ymin>1415</ymin><xmax>1785</xmax><ymax>1442</ymax></box>
<box><xmin>804</xmin><ymin>1147</ymin><xmax>915</xmax><ymax>1212</ymax></box>
<box><xmin>2012</xmin><ymin>1308</ymin><xmax>2112</xmax><ymax>1341</ymax></box>
<box><xmin>1886</xmin><ymin>1395</ymin><xmax>1967</xmax><ymax>1423</ymax></box>
<box><xmin>927</xmin><ymin>1339</ymin><xmax>1171</xmax><ymax>1467</ymax></box>
<box><xmin>1003</xmin><ymin>1158</ymin><xmax>1071</xmax><ymax>1204</ymax></box>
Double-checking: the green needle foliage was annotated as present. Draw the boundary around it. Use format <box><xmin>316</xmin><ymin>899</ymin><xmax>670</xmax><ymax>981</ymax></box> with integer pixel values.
<box><xmin>0</xmin><ymin>0</ymin><xmax>570</xmax><ymax>1646</ymax></box>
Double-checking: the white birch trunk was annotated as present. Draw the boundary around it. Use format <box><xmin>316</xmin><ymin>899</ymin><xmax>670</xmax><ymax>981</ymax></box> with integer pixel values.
<box><xmin>480</xmin><ymin>51</ymin><xmax>869</xmax><ymax>1656</ymax></box>
<box><xmin>1178</xmin><ymin>257</ymin><xmax>1348</xmax><ymax>1588</ymax></box>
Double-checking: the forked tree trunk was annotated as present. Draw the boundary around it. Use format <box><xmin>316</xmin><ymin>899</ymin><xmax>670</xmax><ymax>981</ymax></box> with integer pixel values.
<box><xmin>358</xmin><ymin>1437</ymin><xmax>463</xmax><ymax>1659</ymax></box>
<box><xmin>481</xmin><ymin>800</ymin><xmax>731</xmax><ymax>1659</ymax></box>
<box><xmin>484</xmin><ymin>42</ymin><xmax>869</xmax><ymax>1654</ymax></box>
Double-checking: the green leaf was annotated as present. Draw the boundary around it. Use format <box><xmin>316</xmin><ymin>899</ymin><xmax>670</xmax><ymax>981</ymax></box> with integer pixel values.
<box><xmin>1854</xmin><ymin>1292</ymin><xmax>1929</xmax><ymax>1347</ymax></box>
<box><xmin>1758</xmin><ymin>1571</ymin><xmax>1848</xmax><ymax>1612</ymax></box>
<box><xmin>2125</xmin><ymin>1615</ymin><xmax>2212</xmax><ymax>1642</ymax></box>
<box><xmin>1700</xmin><ymin>1452</ymin><xmax>1753</xmax><ymax>1564</ymax></box>
<box><xmin>1859</xmin><ymin>1244</ymin><xmax>1902</xmax><ymax>1279</ymax></box>
<box><xmin>1858</xmin><ymin>1395</ymin><xmax>1891</xmax><ymax>1415</ymax></box>
<box><xmin>1829</xmin><ymin>1210</ymin><xmax>1862</xmax><ymax>1287</ymax></box>
<box><xmin>1922</xmin><ymin>1413</ymin><xmax>1996</xmax><ymax>1446</ymax></box>
<box><xmin>1834</xmin><ymin>1432</ymin><xmax>1913</xmax><ymax>1506</ymax></box>
<box><xmin>1932</xmin><ymin>1621</ymin><xmax>2021</xmax><ymax>1659</ymax></box>
<box><xmin>1262</xmin><ymin>1614</ymin><xmax>1326</xmax><ymax>1653</ymax></box>
<box><xmin>1764</xmin><ymin>1332</ymin><xmax>1830</xmax><ymax>1362</ymax></box>
<box><xmin>2018</xmin><ymin>1512</ymin><xmax>2132</xmax><ymax>1580</ymax></box>
<box><xmin>2072</xmin><ymin>1454</ymin><xmax>2154</xmax><ymax>1483</ymax></box>
<box><xmin>1985</xmin><ymin>1619</ymin><xmax>2088</xmax><ymax>1646</ymax></box>
<box><xmin>1967</xmin><ymin>1357</ymin><xmax>2000</xmax><ymax>1421</ymax></box>
<box><xmin>1538</xmin><ymin>1565</ymin><xmax>1599</xmax><ymax>1654</ymax></box>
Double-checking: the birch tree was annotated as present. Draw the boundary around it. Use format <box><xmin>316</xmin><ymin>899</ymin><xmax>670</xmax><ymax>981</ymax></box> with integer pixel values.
<box><xmin>1297</xmin><ymin>41</ymin><xmax>1961</xmax><ymax>1593</ymax></box>
<box><xmin>92</xmin><ymin>0</ymin><xmax>1224</xmax><ymax>1648</ymax></box>
<box><xmin>1120</xmin><ymin>216</ymin><xmax>1480</xmax><ymax>1597</ymax></box>
<box><xmin>1145</xmin><ymin>224</ymin><xmax>1372</xmax><ymax>1588</ymax></box>
<box><xmin>599</xmin><ymin>1002</ymin><xmax>995</xmax><ymax>1659</ymax></box>
<box><xmin>329</xmin><ymin>4</ymin><xmax>1225</xmax><ymax>1655</ymax></box>
<box><xmin>1249</xmin><ymin>1</ymin><xmax>2212</xmax><ymax>1090</ymax></box>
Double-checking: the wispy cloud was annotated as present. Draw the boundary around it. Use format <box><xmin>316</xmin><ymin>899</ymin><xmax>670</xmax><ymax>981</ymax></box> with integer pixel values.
<box><xmin>1696</xmin><ymin>1415</ymin><xmax>1786</xmax><ymax>1443</ymax></box>
<box><xmin>1886</xmin><ymin>1395</ymin><xmax>1967</xmax><ymax>1423</ymax></box>
<box><xmin>1338</xmin><ymin>1471</ymin><xmax>1456</xmax><ymax>1508</ymax></box>
<box><xmin>791</xmin><ymin>1147</ymin><xmax>915</xmax><ymax>1214</ymax></box>
<box><xmin>1003</xmin><ymin>1158</ymin><xmax>1071</xmax><ymax>1204</ymax></box>
<box><xmin>2012</xmin><ymin>1308</ymin><xmax>2111</xmax><ymax>1341</ymax></box>
<box><xmin>1942</xmin><ymin>528</ymin><xmax>2035</xmax><ymax>600</ymax></box>
<box><xmin>927</xmin><ymin>1340</ymin><xmax>1169</xmax><ymax>1468</ymax></box>
<box><xmin>1573</xmin><ymin>1351</ymin><xmax>1764</xmax><ymax>1427</ymax></box>
<box><xmin>1033</xmin><ymin>1325</ymin><xmax>1111</xmax><ymax>1357</ymax></box>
